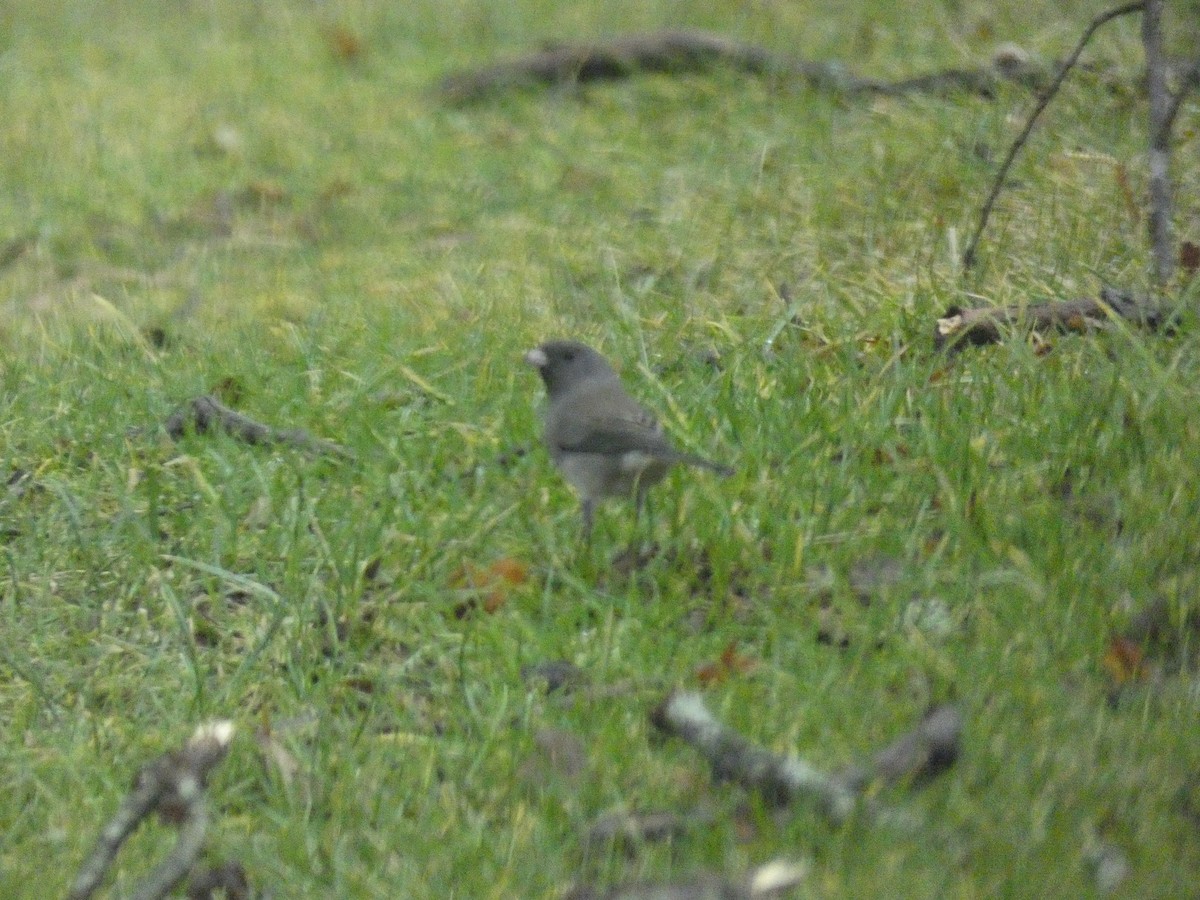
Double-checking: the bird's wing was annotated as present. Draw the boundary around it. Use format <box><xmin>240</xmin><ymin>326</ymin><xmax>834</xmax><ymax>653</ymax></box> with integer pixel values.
<box><xmin>549</xmin><ymin>390</ymin><xmax>674</xmax><ymax>457</ymax></box>
<box><xmin>554</xmin><ymin>415</ymin><xmax>674</xmax><ymax>456</ymax></box>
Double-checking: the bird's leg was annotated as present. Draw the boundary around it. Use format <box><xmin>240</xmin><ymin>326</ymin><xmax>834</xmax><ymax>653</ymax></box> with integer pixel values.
<box><xmin>580</xmin><ymin>498</ymin><xmax>595</xmax><ymax>542</ymax></box>
<box><xmin>632</xmin><ymin>483</ymin><xmax>653</xmax><ymax>555</ymax></box>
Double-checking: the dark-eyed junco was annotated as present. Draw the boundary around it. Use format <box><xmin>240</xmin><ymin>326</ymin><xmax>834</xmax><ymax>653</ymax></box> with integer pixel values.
<box><xmin>525</xmin><ymin>339</ymin><xmax>732</xmax><ymax>538</ymax></box>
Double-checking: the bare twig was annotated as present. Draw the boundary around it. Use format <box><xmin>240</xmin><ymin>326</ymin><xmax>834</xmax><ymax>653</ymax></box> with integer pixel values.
<box><xmin>933</xmin><ymin>285</ymin><xmax>1169</xmax><ymax>351</ymax></box>
<box><xmin>69</xmin><ymin>722</ymin><xmax>235</xmax><ymax>900</ymax></box>
<box><xmin>962</xmin><ymin>2</ymin><xmax>1146</xmax><ymax>270</ymax></box>
<box><xmin>157</xmin><ymin>395</ymin><xmax>352</xmax><ymax>458</ymax></box>
<box><xmin>1142</xmin><ymin>0</ymin><xmax>1174</xmax><ymax>285</ymax></box>
<box><xmin>1158</xmin><ymin>57</ymin><xmax>1200</xmax><ymax>144</ymax></box>
<box><xmin>651</xmin><ymin>693</ymin><xmax>961</xmax><ymax>823</ymax></box>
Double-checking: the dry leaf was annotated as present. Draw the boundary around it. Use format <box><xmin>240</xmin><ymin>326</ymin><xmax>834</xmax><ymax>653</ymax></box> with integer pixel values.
<box><xmin>1102</xmin><ymin>635</ymin><xmax>1146</xmax><ymax>686</ymax></box>
<box><xmin>324</xmin><ymin>25</ymin><xmax>364</xmax><ymax>61</ymax></box>
<box><xmin>694</xmin><ymin>640</ymin><xmax>757</xmax><ymax>685</ymax></box>
<box><xmin>1181</xmin><ymin>241</ymin><xmax>1199</xmax><ymax>276</ymax></box>
<box><xmin>451</xmin><ymin>557</ymin><xmax>529</xmax><ymax>617</ymax></box>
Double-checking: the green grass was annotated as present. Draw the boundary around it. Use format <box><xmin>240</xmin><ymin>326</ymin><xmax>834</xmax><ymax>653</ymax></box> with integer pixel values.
<box><xmin>2</xmin><ymin>1</ymin><xmax>1199</xmax><ymax>897</ymax></box>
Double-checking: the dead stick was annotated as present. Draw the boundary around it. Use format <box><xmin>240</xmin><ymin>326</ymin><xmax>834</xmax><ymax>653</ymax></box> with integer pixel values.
<box><xmin>439</xmin><ymin>30</ymin><xmax>776</xmax><ymax>101</ymax></box>
<box><xmin>161</xmin><ymin>395</ymin><xmax>352</xmax><ymax>458</ymax></box>
<box><xmin>68</xmin><ymin>769</ymin><xmax>166</xmax><ymax>899</ymax></box>
<box><xmin>841</xmin><ymin>704</ymin><xmax>963</xmax><ymax>790</ymax></box>
<box><xmin>652</xmin><ymin>692</ymin><xmax>858</xmax><ymax>820</ymax></box>
<box><xmin>131</xmin><ymin>803</ymin><xmax>209</xmax><ymax>900</ymax></box>
<box><xmin>933</xmin><ymin>286</ymin><xmax>1167</xmax><ymax>350</ymax></box>
<box><xmin>69</xmin><ymin>722</ymin><xmax>234</xmax><ymax>900</ymax></box>
<box><xmin>962</xmin><ymin>2</ymin><xmax>1146</xmax><ymax>270</ymax></box>
<box><xmin>652</xmin><ymin>693</ymin><xmax>962</xmax><ymax>823</ymax></box>
<box><xmin>438</xmin><ymin>28</ymin><xmax>1050</xmax><ymax>103</ymax></box>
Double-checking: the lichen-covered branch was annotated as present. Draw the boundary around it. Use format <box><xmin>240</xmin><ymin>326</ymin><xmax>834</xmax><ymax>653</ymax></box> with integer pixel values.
<box><xmin>933</xmin><ymin>286</ymin><xmax>1170</xmax><ymax>351</ymax></box>
<box><xmin>68</xmin><ymin>722</ymin><xmax>235</xmax><ymax>900</ymax></box>
<box><xmin>651</xmin><ymin>693</ymin><xmax>961</xmax><ymax>823</ymax></box>
<box><xmin>652</xmin><ymin>692</ymin><xmax>859</xmax><ymax>820</ymax></box>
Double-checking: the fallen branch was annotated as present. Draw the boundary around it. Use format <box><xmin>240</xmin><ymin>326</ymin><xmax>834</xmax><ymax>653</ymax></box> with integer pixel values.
<box><xmin>437</xmin><ymin>28</ymin><xmax>1050</xmax><ymax>103</ymax></box>
<box><xmin>650</xmin><ymin>693</ymin><xmax>961</xmax><ymax>823</ymax></box>
<box><xmin>839</xmin><ymin>704</ymin><xmax>963</xmax><ymax>790</ymax></box>
<box><xmin>566</xmin><ymin>858</ymin><xmax>808</xmax><ymax>900</ymax></box>
<box><xmin>962</xmin><ymin>1</ymin><xmax>1146</xmax><ymax>270</ymax></box>
<box><xmin>69</xmin><ymin>721</ymin><xmax>235</xmax><ymax>900</ymax></box>
<box><xmin>158</xmin><ymin>395</ymin><xmax>352</xmax><ymax>458</ymax></box>
<box><xmin>932</xmin><ymin>286</ymin><xmax>1170</xmax><ymax>351</ymax></box>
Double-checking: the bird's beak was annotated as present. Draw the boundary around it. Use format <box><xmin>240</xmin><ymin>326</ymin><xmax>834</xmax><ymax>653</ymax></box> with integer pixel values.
<box><xmin>524</xmin><ymin>347</ymin><xmax>548</xmax><ymax>368</ymax></box>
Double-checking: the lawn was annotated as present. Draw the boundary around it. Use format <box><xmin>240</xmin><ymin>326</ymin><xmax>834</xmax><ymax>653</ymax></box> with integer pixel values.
<box><xmin>1</xmin><ymin>1</ymin><xmax>1198</xmax><ymax>897</ymax></box>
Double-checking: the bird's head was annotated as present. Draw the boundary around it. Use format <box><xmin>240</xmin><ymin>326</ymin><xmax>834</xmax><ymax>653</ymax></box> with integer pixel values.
<box><xmin>524</xmin><ymin>340</ymin><xmax>617</xmax><ymax>396</ymax></box>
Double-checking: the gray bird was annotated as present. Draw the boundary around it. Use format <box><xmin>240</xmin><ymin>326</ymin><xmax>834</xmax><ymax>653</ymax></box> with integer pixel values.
<box><xmin>524</xmin><ymin>339</ymin><xmax>732</xmax><ymax>538</ymax></box>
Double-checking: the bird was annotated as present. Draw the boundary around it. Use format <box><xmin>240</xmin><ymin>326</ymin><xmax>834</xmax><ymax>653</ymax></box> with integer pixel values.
<box><xmin>524</xmin><ymin>339</ymin><xmax>732</xmax><ymax>538</ymax></box>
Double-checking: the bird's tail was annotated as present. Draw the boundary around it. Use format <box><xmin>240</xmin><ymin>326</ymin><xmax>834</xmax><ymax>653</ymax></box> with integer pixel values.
<box><xmin>678</xmin><ymin>453</ymin><xmax>734</xmax><ymax>477</ymax></box>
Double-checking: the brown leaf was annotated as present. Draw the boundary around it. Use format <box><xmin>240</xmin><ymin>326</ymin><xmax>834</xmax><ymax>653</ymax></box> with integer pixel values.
<box><xmin>1181</xmin><ymin>241</ymin><xmax>1200</xmax><ymax>276</ymax></box>
<box><xmin>694</xmin><ymin>640</ymin><xmax>757</xmax><ymax>685</ymax></box>
<box><xmin>1102</xmin><ymin>636</ymin><xmax>1146</xmax><ymax>686</ymax></box>
<box><xmin>451</xmin><ymin>557</ymin><xmax>529</xmax><ymax>617</ymax></box>
<box><xmin>324</xmin><ymin>25</ymin><xmax>364</xmax><ymax>61</ymax></box>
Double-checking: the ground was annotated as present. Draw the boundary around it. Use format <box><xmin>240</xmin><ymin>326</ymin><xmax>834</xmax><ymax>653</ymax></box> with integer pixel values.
<box><xmin>1</xmin><ymin>1</ymin><xmax>1198</xmax><ymax>897</ymax></box>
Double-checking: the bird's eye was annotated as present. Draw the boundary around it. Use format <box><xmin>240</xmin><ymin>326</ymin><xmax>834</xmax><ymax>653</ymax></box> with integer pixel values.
<box><xmin>563</xmin><ymin>351</ymin><xmax>575</xmax><ymax>361</ymax></box>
